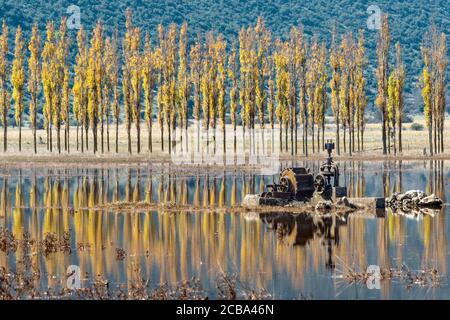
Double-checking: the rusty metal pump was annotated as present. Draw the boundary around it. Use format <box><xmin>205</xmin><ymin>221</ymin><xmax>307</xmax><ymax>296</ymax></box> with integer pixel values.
<box><xmin>260</xmin><ymin>140</ymin><xmax>344</xmax><ymax>204</ymax></box>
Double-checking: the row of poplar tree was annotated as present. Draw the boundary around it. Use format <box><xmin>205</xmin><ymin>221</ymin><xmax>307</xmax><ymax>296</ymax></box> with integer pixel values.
<box><xmin>0</xmin><ymin>10</ymin><xmax>446</xmax><ymax>156</ymax></box>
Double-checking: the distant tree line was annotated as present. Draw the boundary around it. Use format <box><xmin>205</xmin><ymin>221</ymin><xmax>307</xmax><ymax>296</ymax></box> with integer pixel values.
<box><xmin>0</xmin><ymin>10</ymin><xmax>446</xmax><ymax>155</ymax></box>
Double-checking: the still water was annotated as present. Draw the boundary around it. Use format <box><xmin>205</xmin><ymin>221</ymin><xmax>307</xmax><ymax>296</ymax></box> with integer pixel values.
<box><xmin>0</xmin><ymin>160</ymin><xmax>449</xmax><ymax>299</ymax></box>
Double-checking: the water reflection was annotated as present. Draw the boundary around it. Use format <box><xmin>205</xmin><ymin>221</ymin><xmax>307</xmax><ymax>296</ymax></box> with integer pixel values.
<box><xmin>0</xmin><ymin>160</ymin><xmax>448</xmax><ymax>299</ymax></box>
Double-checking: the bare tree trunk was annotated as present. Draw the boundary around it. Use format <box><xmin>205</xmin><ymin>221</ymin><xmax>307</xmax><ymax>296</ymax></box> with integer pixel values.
<box><xmin>148</xmin><ymin>123</ymin><xmax>152</xmax><ymax>152</ymax></box>
<box><xmin>284</xmin><ymin>124</ymin><xmax>288</xmax><ymax>152</ymax></box>
<box><xmin>115</xmin><ymin>117</ymin><xmax>119</xmax><ymax>153</ymax></box>
<box><xmin>316</xmin><ymin>126</ymin><xmax>319</xmax><ymax>154</ymax></box>
<box><xmin>106</xmin><ymin>112</ymin><xmax>110</xmax><ymax>152</ymax></box>
<box><xmin>234</xmin><ymin>125</ymin><xmax>237</xmax><ymax>154</ymax></box>
<box><xmin>357</xmin><ymin>124</ymin><xmax>360</xmax><ymax>152</ymax></box>
<box><xmin>321</xmin><ymin>123</ymin><xmax>324</xmax><ymax>151</ymax></box>
<box><xmin>242</xmin><ymin>126</ymin><xmax>245</xmax><ymax>153</ymax></box>
<box><xmin>261</xmin><ymin>128</ymin><xmax>264</xmax><ymax>155</ymax></box>
<box><xmin>336</xmin><ymin>117</ymin><xmax>340</xmax><ymax>155</ymax></box>
<box><xmin>136</xmin><ymin>121</ymin><xmax>141</xmax><ymax>154</ymax></box>
<box><xmin>343</xmin><ymin>126</ymin><xmax>346</xmax><ymax>153</ymax></box>
<box><xmin>185</xmin><ymin>117</ymin><xmax>188</xmax><ymax>152</ymax></box>
<box><xmin>393</xmin><ymin>123</ymin><xmax>396</xmax><ymax>155</ymax></box>
<box><xmin>67</xmin><ymin>121</ymin><xmax>70</xmax><ymax>153</ymax></box>
<box><xmin>101</xmin><ymin>118</ymin><xmax>104</xmax><ymax>153</ymax></box>
<box><xmin>434</xmin><ymin>117</ymin><xmax>437</xmax><ymax>155</ymax></box>
<box><xmin>33</xmin><ymin>116</ymin><xmax>37</xmax><ymax>154</ymax></box>
<box><xmin>81</xmin><ymin>124</ymin><xmax>84</xmax><ymax>153</ymax></box>
<box><xmin>49</xmin><ymin>122</ymin><xmax>52</xmax><ymax>152</ymax></box>
<box><xmin>271</xmin><ymin>125</ymin><xmax>274</xmax><ymax>154</ymax></box>
<box><xmin>197</xmin><ymin>121</ymin><xmax>200</xmax><ymax>152</ymax></box>
<box><xmin>290</xmin><ymin>116</ymin><xmax>294</xmax><ymax>156</ymax></box>
<box><xmin>311</xmin><ymin>122</ymin><xmax>315</xmax><ymax>154</ymax></box>
<box><xmin>294</xmin><ymin>116</ymin><xmax>298</xmax><ymax>155</ymax></box>
<box><xmin>76</xmin><ymin>123</ymin><xmax>79</xmax><ymax>151</ymax></box>
<box><xmin>127</xmin><ymin>124</ymin><xmax>131</xmax><ymax>154</ymax></box>
<box><xmin>304</xmin><ymin>119</ymin><xmax>308</xmax><ymax>157</ymax></box>
<box><xmin>252</xmin><ymin>125</ymin><xmax>256</xmax><ymax>155</ymax></box>
<box><xmin>382</xmin><ymin>114</ymin><xmax>387</xmax><ymax>155</ymax></box>
<box><xmin>279</xmin><ymin>122</ymin><xmax>282</xmax><ymax>152</ymax></box>
<box><xmin>168</xmin><ymin>125</ymin><xmax>171</xmax><ymax>154</ymax></box>
<box><xmin>361</xmin><ymin>129</ymin><xmax>364</xmax><ymax>151</ymax></box>
<box><xmin>18</xmin><ymin>116</ymin><xmax>22</xmax><ymax>152</ymax></box>
<box><xmin>160</xmin><ymin>123</ymin><xmax>164</xmax><ymax>152</ymax></box>
<box><xmin>85</xmin><ymin>126</ymin><xmax>88</xmax><ymax>151</ymax></box>
<box><xmin>349</xmin><ymin>122</ymin><xmax>352</xmax><ymax>156</ymax></box>
<box><xmin>387</xmin><ymin>126</ymin><xmax>390</xmax><ymax>154</ymax></box>
<box><xmin>92</xmin><ymin>124</ymin><xmax>97</xmax><ymax>154</ymax></box>
<box><xmin>223</xmin><ymin>126</ymin><xmax>226</xmax><ymax>155</ymax></box>
<box><xmin>57</xmin><ymin>125</ymin><xmax>61</xmax><ymax>154</ymax></box>
<box><xmin>351</xmin><ymin>123</ymin><xmax>355</xmax><ymax>153</ymax></box>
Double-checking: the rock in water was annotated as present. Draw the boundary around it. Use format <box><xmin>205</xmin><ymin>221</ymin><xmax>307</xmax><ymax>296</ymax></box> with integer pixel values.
<box><xmin>336</xmin><ymin>196</ymin><xmax>357</xmax><ymax>209</ymax></box>
<box><xmin>387</xmin><ymin>190</ymin><xmax>443</xmax><ymax>210</ymax></box>
<box><xmin>243</xmin><ymin>195</ymin><xmax>261</xmax><ymax>207</ymax></box>
<box><xmin>419</xmin><ymin>194</ymin><xmax>443</xmax><ymax>207</ymax></box>
<box><xmin>315</xmin><ymin>201</ymin><xmax>332</xmax><ymax>212</ymax></box>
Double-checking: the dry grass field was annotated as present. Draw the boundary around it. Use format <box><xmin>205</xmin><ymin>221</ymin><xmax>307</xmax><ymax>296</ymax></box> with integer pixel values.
<box><xmin>0</xmin><ymin>115</ymin><xmax>448</xmax><ymax>166</ymax></box>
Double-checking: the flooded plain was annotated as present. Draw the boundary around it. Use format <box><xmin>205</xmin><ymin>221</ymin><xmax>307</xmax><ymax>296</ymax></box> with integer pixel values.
<box><xmin>0</xmin><ymin>160</ymin><xmax>449</xmax><ymax>299</ymax></box>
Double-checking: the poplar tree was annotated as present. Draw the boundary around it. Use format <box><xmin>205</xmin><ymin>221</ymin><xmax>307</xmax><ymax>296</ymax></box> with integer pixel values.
<box><xmin>87</xmin><ymin>22</ymin><xmax>104</xmax><ymax>153</ymax></box>
<box><xmin>354</xmin><ymin>30</ymin><xmax>367</xmax><ymax>151</ymax></box>
<box><xmin>329</xmin><ymin>26</ymin><xmax>341</xmax><ymax>155</ymax></box>
<box><xmin>388</xmin><ymin>42</ymin><xmax>404</xmax><ymax>155</ymax></box>
<box><xmin>177</xmin><ymin>22</ymin><xmax>189</xmax><ymax>151</ymax></box>
<box><xmin>109</xmin><ymin>30</ymin><xmax>120</xmax><ymax>153</ymax></box>
<box><xmin>0</xmin><ymin>20</ymin><xmax>8</xmax><ymax>152</ymax></box>
<box><xmin>215</xmin><ymin>35</ymin><xmax>227</xmax><ymax>154</ymax></box>
<box><xmin>158</xmin><ymin>24</ymin><xmax>177</xmax><ymax>153</ymax></box>
<box><xmin>11</xmin><ymin>26</ymin><xmax>25</xmax><ymax>151</ymax></box>
<box><xmin>375</xmin><ymin>14</ymin><xmax>390</xmax><ymax>155</ymax></box>
<box><xmin>28</xmin><ymin>23</ymin><xmax>41</xmax><ymax>154</ymax></box>
<box><xmin>142</xmin><ymin>32</ymin><xmax>157</xmax><ymax>152</ymax></box>
<box><xmin>274</xmin><ymin>40</ymin><xmax>288</xmax><ymax>152</ymax></box>
<box><xmin>73</xmin><ymin>26</ymin><xmax>88</xmax><ymax>152</ymax></box>
<box><xmin>190</xmin><ymin>37</ymin><xmax>202</xmax><ymax>152</ymax></box>
<box><xmin>49</xmin><ymin>18</ymin><xmax>71</xmax><ymax>154</ymax></box>
<box><xmin>104</xmin><ymin>35</ymin><xmax>117</xmax><ymax>152</ymax></box>
<box><xmin>123</xmin><ymin>10</ymin><xmax>133</xmax><ymax>153</ymax></box>
<box><xmin>421</xmin><ymin>46</ymin><xmax>433</xmax><ymax>155</ymax></box>
<box><xmin>201</xmin><ymin>33</ymin><xmax>212</xmax><ymax>152</ymax></box>
<box><xmin>130</xmin><ymin>26</ymin><xmax>142</xmax><ymax>153</ymax></box>
<box><xmin>227</xmin><ymin>43</ymin><xmax>238</xmax><ymax>153</ymax></box>
<box><xmin>255</xmin><ymin>17</ymin><xmax>271</xmax><ymax>153</ymax></box>
<box><xmin>306</xmin><ymin>38</ymin><xmax>319</xmax><ymax>153</ymax></box>
<box><xmin>42</xmin><ymin>21</ymin><xmax>56</xmax><ymax>152</ymax></box>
